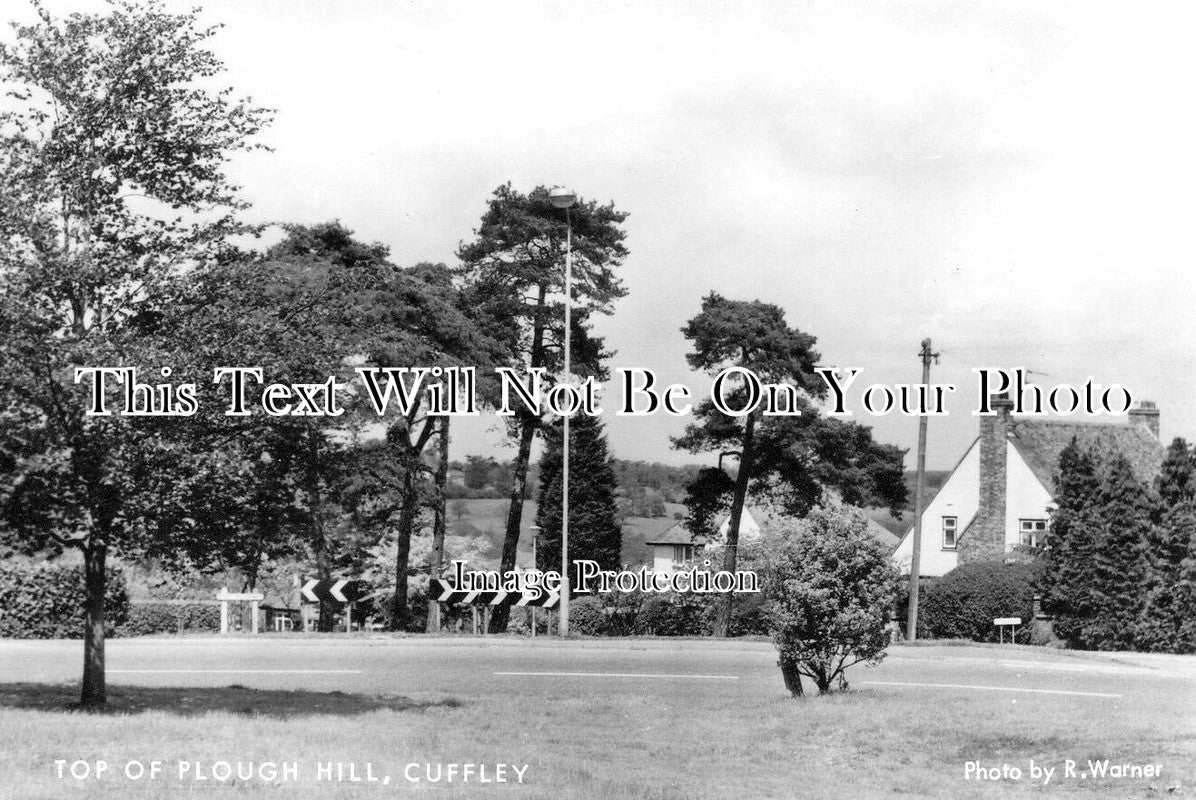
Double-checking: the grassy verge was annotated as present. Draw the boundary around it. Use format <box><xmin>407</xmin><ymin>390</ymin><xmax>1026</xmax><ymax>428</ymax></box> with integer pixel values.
<box><xmin>0</xmin><ymin>653</ymin><xmax>1191</xmax><ymax>799</ymax></box>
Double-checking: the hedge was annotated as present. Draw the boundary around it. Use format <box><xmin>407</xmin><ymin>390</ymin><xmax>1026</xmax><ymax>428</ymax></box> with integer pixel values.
<box><xmin>920</xmin><ymin>561</ymin><xmax>1038</xmax><ymax>643</ymax></box>
<box><xmin>116</xmin><ymin>601</ymin><xmax>221</xmax><ymax>636</ymax></box>
<box><xmin>0</xmin><ymin>560</ymin><xmax>129</xmax><ymax>639</ymax></box>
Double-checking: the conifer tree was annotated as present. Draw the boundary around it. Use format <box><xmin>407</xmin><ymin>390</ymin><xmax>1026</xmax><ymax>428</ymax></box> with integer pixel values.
<box><xmin>1157</xmin><ymin>437</ymin><xmax>1195</xmax><ymax>508</ymax></box>
<box><xmin>1138</xmin><ymin>500</ymin><xmax>1196</xmax><ymax>652</ymax></box>
<box><xmin>1042</xmin><ymin>439</ymin><xmax>1102</xmax><ymax>646</ymax></box>
<box><xmin>1086</xmin><ymin>454</ymin><xmax>1155</xmax><ymax>650</ymax></box>
<box><xmin>535</xmin><ymin>414</ymin><xmax>622</xmax><ymax>579</ymax></box>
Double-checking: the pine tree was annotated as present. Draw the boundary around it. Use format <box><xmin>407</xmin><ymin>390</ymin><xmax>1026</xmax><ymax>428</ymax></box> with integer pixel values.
<box><xmin>535</xmin><ymin>415</ymin><xmax>623</xmax><ymax>579</ymax></box>
<box><xmin>1042</xmin><ymin>439</ymin><xmax>1103</xmax><ymax>646</ymax></box>
<box><xmin>1086</xmin><ymin>454</ymin><xmax>1155</xmax><ymax>650</ymax></box>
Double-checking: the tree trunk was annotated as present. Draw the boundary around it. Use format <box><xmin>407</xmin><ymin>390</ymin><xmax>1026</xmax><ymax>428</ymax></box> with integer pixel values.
<box><xmin>779</xmin><ymin>656</ymin><xmax>803</xmax><ymax>698</ymax></box>
<box><xmin>489</xmin><ymin>418</ymin><xmax>536</xmax><ymax>633</ymax></box>
<box><xmin>80</xmin><ymin>543</ymin><xmax>107</xmax><ymax>708</ymax></box>
<box><xmin>391</xmin><ymin>468</ymin><xmax>418</xmax><ymax>632</ymax></box>
<box><xmin>427</xmin><ymin>417</ymin><xmax>449</xmax><ymax>633</ymax></box>
<box><xmin>716</xmin><ymin>410</ymin><xmax>757</xmax><ymax>637</ymax></box>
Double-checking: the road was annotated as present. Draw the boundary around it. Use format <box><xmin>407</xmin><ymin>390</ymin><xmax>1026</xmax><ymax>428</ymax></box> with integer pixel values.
<box><xmin>1</xmin><ymin>635</ymin><xmax>1192</xmax><ymax>703</ymax></box>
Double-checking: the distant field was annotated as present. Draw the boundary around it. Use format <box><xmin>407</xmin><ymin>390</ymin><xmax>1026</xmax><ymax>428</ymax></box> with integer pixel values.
<box><xmin>447</xmin><ymin>499</ymin><xmax>684</xmax><ymax>568</ymax></box>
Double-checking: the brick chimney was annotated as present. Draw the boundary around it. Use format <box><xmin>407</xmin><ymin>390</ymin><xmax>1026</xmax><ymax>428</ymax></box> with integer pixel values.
<box><xmin>1128</xmin><ymin>400</ymin><xmax>1160</xmax><ymax>439</ymax></box>
<box><xmin>959</xmin><ymin>393</ymin><xmax>1014</xmax><ymax>564</ymax></box>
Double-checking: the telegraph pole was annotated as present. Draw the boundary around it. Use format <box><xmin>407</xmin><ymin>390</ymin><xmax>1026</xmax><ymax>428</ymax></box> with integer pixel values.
<box><xmin>906</xmin><ymin>337</ymin><xmax>939</xmax><ymax>641</ymax></box>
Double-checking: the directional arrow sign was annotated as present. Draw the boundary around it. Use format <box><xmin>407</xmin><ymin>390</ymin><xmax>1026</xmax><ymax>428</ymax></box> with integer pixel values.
<box><xmin>300</xmin><ymin>578</ymin><xmax>370</xmax><ymax>604</ymax></box>
<box><xmin>430</xmin><ymin>579</ymin><xmax>559</xmax><ymax>608</ymax></box>
<box><xmin>301</xmin><ymin>579</ymin><xmax>320</xmax><ymax>603</ymax></box>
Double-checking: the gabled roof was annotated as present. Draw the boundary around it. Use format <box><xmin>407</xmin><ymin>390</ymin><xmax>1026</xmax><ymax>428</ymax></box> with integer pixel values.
<box><xmin>645</xmin><ymin>521</ymin><xmax>697</xmax><ymax>547</ymax></box>
<box><xmin>1009</xmin><ymin>418</ymin><xmax>1162</xmax><ymax>494</ymax></box>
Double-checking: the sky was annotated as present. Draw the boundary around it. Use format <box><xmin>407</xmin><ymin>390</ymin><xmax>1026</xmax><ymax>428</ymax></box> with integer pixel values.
<box><xmin>25</xmin><ymin>0</ymin><xmax>1196</xmax><ymax>469</ymax></box>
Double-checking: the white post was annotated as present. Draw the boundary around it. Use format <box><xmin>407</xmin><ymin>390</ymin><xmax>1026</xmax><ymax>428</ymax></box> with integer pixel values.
<box><xmin>219</xmin><ymin>599</ymin><xmax>229</xmax><ymax>635</ymax></box>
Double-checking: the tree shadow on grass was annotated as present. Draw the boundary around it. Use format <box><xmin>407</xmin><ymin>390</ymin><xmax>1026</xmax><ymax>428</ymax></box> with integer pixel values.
<box><xmin>0</xmin><ymin>683</ymin><xmax>464</xmax><ymax>718</ymax></box>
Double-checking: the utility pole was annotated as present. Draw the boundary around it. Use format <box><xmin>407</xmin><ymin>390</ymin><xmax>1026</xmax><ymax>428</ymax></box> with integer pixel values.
<box><xmin>906</xmin><ymin>337</ymin><xmax>939</xmax><ymax>641</ymax></box>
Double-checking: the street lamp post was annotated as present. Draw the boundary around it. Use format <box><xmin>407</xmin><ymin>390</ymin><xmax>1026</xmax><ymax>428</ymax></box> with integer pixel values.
<box><xmin>548</xmin><ymin>186</ymin><xmax>576</xmax><ymax>637</ymax></box>
<box><xmin>529</xmin><ymin>524</ymin><xmax>541</xmax><ymax>638</ymax></box>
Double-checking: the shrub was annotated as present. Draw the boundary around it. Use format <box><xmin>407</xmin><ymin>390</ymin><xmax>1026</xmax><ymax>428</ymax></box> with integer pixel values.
<box><xmin>568</xmin><ymin>595</ymin><xmax>609</xmax><ymax>636</ymax></box>
<box><xmin>762</xmin><ymin>504</ymin><xmax>899</xmax><ymax>696</ymax></box>
<box><xmin>0</xmin><ymin>560</ymin><xmax>129</xmax><ymax>638</ymax></box>
<box><xmin>633</xmin><ymin>592</ymin><xmax>709</xmax><ymax>636</ymax></box>
<box><xmin>920</xmin><ymin>561</ymin><xmax>1038</xmax><ymax>643</ymax></box>
<box><xmin>116</xmin><ymin>601</ymin><xmax>221</xmax><ymax>636</ymax></box>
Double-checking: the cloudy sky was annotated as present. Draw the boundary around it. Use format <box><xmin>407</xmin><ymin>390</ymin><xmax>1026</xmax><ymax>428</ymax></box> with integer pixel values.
<box><xmin>31</xmin><ymin>0</ymin><xmax>1196</xmax><ymax>468</ymax></box>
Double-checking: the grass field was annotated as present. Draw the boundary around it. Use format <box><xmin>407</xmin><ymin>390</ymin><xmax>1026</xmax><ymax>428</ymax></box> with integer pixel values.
<box><xmin>0</xmin><ymin>638</ymin><xmax>1192</xmax><ymax>800</ymax></box>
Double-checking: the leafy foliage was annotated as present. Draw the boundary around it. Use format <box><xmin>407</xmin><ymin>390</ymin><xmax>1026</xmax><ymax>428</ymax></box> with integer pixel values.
<box><xmin>761</xmin><ymin>504</ymin><xmax>899</xmax><ymax>695</ymax></box>
<box><xmin>116</xmin><ymin>601</ymin><xmax>220</xmax><ymax>636</ymax></box>
<box><xmin>0</xmin><ymin>0</ymin><xmax>271</xmax><ymax>705</ymax></box>
<box><xmin>920</xmin><ymin>562</ymin><xmax>1038</xmax><ymax>643</ymax></box>
<box><xmin>0</xmin><ymin>560</ymin><xmax>128</xmax><ymax>638</ymax></box>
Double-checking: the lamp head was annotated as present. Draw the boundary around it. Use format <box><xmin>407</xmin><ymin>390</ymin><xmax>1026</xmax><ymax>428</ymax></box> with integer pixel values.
<box><xmin>548</xmin><ymin>186</ymin><xmax>577</xmax><ymax>209</ymax></box>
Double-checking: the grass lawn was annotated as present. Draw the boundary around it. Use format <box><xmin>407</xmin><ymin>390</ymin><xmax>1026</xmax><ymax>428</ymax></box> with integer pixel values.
<box><xmin>0</xmin><ymin>644</ymin><xmax>1192</xmax><ymax>800</ymax></box>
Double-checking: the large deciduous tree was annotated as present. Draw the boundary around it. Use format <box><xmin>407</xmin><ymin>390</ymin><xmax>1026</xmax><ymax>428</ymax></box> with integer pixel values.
<box><xmin>673</xmin><ymin>293</ymin><xmax>907</xmax><ymax>636</ymax></box>
<box><xmin>0</xmin><ymin>0</ymin><xmax>270</xmax><ymax>707</ymax></box>
<box><xmin>457</xmin><ymin>184</ymin><xmax>629</xmax><ymax>633</ymax></box>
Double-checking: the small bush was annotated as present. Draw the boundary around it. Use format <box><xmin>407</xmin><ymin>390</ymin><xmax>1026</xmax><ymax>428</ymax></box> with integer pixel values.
<box><xmin>0</xmin><ymin>560</ymin><xmax>129</xmax><ymax>638</ymax></box>
<box><xmin>634</xmin><ymin>592</ymin><xmax>709</xmax><ymax>636</ymax></box>
<box><xmin>116</xmin><ymin>601</ymin><xmax>221</xmax><ymax>636</ymax></box>
<box><xmin>568</xmin><ymin>595</ymin><xmax>609</xmax><ymax>636</ymax></box>
<box><xmin>921</xmin><ymin>561</ymin><xmax>1038</xmax><ymax>643</ymax></box>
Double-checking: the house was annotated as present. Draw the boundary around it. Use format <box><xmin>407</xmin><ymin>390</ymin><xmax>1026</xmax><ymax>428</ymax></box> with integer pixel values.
<box><xmin>647</xmin><ymin>506</ymin><xmax>898</xmax><ymax>574</ymax></box>
<box><xmin>892</xmin><ymin>396</ymin><xmax>1163</xmax><ymax>577</ymax></box>
<box><xmin>645</xmin><ymin>509</ymin><xmax>762</xmax><ymax>574</ymax></box>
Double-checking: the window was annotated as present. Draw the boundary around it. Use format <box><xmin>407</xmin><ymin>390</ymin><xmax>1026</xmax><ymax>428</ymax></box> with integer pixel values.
<box><xmin>942</xmin><ymin>517</ymin><xmax>957</xmax><ymax>550</ymax></box>
<box><xmin>1019</xmin><ymin>519</ymin><xmax>1046</xmax><ymax>547</ymax></box>
<box><xmin>672</xmin><ymin>545</ymin><xmax>694</xmax><ymax>565</ymax></box>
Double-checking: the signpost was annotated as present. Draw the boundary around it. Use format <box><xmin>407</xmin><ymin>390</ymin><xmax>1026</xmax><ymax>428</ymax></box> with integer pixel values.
<box><xmin>298</xmin><ymin>578</ymin><xmax>373</xmax><ymax>632</ymax></box>
<box><xmin>994</xmin><ymin>616</ymin><xmax>1022</xmax><ymax>644</ymax></box>
<box><xmin>216</xmin><ymin>588</ymin><xmax>264</xmax><ymax>634</ymax></box>
<box><xmin>431</xmin><ymin>580</ymin><xmax>560</xmax><ymax>609</ymax></box>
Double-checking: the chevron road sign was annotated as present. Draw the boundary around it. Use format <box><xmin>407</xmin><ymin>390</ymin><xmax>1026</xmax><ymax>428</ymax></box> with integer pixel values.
<box><xmin>431</xmin><ymin>580</ymin><xmax>559</xmax><ymax>608</ymax></box>
<box><xmin>300</xmin><ymin>578</ymin><xmax>371</xmax><ymax>604</ymax></box>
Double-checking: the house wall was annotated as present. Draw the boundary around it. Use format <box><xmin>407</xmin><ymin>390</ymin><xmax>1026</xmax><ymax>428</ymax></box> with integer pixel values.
<box><xmin>1003</xmin><ymin>446</ymin><xmax>1054</xmax><ymax>548</ymax></box>
<box><xmin>652</xmin><ymin>546</ymin><xmax>676</xmax><ymax>574</ymax></box>
<box><xmin>892</xmin><ymin>439</ymin><xmax>980</xmax><ymax>578</ymax></box>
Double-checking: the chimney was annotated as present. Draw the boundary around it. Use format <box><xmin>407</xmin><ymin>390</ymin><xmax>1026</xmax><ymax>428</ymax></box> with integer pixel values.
<box><xmin>960</xmin><ymin>393</ymin><xmax>1013</xmax><ymax>564</ymax></box>
<box><xmin>1128</xmin><ymin>400</ymin><xmax>1160</xmax><ymax>439</ymax></box>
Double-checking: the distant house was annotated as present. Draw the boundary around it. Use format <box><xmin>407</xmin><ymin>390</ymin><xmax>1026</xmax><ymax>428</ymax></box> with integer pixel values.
<box><xmin>645</xmin><ymin>509</ymin><xmax>762</xmax><ymax>574</ymax></box>
<box><xmin>892</xmin><ymin>397</ymin><xmax>1163</xmax><ymax>578</ymax></box>
<box><xmin>647</xmin><ymin>506</ymin><xmax>897</xmax><ymax>573</ymax></box>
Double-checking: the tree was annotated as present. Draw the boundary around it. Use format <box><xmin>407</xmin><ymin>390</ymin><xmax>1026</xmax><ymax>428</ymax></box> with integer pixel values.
<box><xmin>1086</xmin><ymin>454</ymin><xmax>1155</xmax><ymax>650</ymax></box>
<box><xmin>673</xmin><ymin>293</ymin><xmax>907</xmax><ymax>636</ymax></box>
<box><xmin>760</xmin><ymin>503</ymin><xmax>899</xmax><ymax>696</ymax></box>
<box><xmin>457</xmin><ymin>184</ymin><xmax>629</xmax><ymax>632</ymax></box>
<box><xmin>1041</xmin><ymin>438</ymin><xmax>1103</xmax><ymax>645</ymax></box>
<box><xmin>535</xmin><ymin>414</ymin><xmax>622</xmax><ymax>577</ymax></box>
<box><xmin>0</xmin><ymin>0</ymin><xmax>270</xmax><ymax>706</ymax></box>
<box><xmin>1157</xmin><ymin>437</ymin><xmax>1195</xmax><ymax>508</ymax></box>
<box><xmin>1138</xmin><ymin>500</ymin><xmax>1196</xmax><ymax>652</ymax></box>
<box><xmin>463</xmin><ymin>455</ymin><xmax>494</xmax><ymax>490</ymax></box>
